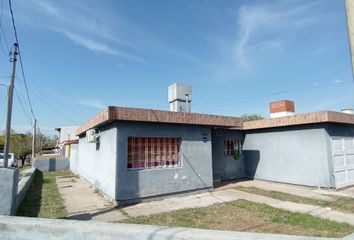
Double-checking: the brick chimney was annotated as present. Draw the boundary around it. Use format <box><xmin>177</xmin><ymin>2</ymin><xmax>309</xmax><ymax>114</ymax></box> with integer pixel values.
<box><xmin>270</xmin><ymin>100</ymin><xmax>295</xmax><ymax>118</ymax></box>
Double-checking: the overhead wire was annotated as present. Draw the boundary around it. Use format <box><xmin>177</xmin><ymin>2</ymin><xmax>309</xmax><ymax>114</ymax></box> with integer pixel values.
<box><xmin>15</xmin><ymin>79</ymin><xmax>91</xmax><ymax>121</ymax></box>
<box><xmin>14</xmin><ymin>87</ymin><xmax>32</xmax><ymax>125</ymax></box>
<box><xmin>199</xmin><ymin>80</ymin><xmax>352</xmax><ymax>110</ymax></box>
<box><xmin>0</xmin><ymin>0</ymin><xmax>9</xmax><ymax>56</ymax></box>
<box><xmin>8</xmin><ymin>0</ymin><xmax>36</xmax><ymax>120</ymax></box>
<box><xmin>30</xmin><ymin>88</ymin><xmax>80</xmax><ymax>125</ymax></box>
<box><xmin>194</xmin><ymin>66</ymin><xmax>351</xmax><ymax>108</ymax></box>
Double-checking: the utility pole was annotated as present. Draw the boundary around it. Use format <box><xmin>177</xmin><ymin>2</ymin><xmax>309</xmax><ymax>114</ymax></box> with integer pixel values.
<box><xmin>345</xmin><ymin>0</ymin><xmax>354</xmax><ymax>81</ymax></box>
<box><xmin>32</xmin><ymin>118</ymin><xmax>36</xmax><ymax>159</ymax></box>
<box><xmin>3</xmin><ymin>43</ymin><xmax>18</xmax><ymax>168</ymax></box>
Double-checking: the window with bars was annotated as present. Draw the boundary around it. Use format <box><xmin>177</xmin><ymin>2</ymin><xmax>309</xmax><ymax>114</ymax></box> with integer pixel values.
<box><xmin>127</xmin><ymin>137</ymin><xmax>181</xmax><ymax>170</ymax></box>
<box><xmin>224</xmin><ymin>139</ymin><xmax>243</xmax><ymax>156</ymax></box>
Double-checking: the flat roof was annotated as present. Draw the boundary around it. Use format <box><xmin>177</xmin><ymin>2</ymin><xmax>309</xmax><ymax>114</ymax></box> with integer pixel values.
<box><xmin>243</xmin><ymin>111</ymin><xmax>354</xmax><ymax>130</ymax></box>
<box><xmin>76</xmin><ymin>106</ymin><xmax>243</xmax><ymax>135</ymax></box>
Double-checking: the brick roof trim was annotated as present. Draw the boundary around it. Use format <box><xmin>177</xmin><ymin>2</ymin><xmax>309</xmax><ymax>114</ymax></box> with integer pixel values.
<box><xmin>75</xmin><ymin>106</ymin><xmax>243</xmax><ymax>135</ymax></box>
<box><xmin>75</xmin><ymin>107</ymin><xmax>354</xmax><ymax>136</ymax></box>
<box><xmin>243</xmin><ymin>111</ymin><xmax>354</xmax><ymax>130</ymax></box>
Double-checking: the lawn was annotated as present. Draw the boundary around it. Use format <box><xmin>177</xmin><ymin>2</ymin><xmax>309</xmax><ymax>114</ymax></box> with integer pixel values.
<box><xmin>16</xmin><ymin>171</ymin><xmax>68</xmax><ymax>218</ymax></box>
<box><xmin>121</xmin><ymin>199</ymin><xmax>354</xmax><ymax>238</ymax></box>
<box><xmin>235</xmin><ymin>186</ymin><xmax>354</xmax><ymax>214</ymax></box>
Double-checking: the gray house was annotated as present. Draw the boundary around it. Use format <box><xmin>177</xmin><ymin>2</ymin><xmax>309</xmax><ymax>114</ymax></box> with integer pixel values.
<box><xmin>74</xmin><ymin>106</ymin><xmax>243</xmax><ymax>204</ymax></box>
<box><xmin>243</xmin><ymin>111</ymin><xmax>354</xmax><ymax>189</ymax></box>
<box><xmin>72</xmin><ymin>103</ymin><xmax>354</xmax><ymax>204</ymax></box>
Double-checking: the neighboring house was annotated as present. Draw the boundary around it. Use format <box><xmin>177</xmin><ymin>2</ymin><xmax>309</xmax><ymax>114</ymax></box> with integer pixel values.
<box><xmin>72</xmin><ymin>101</ymin><xmax>354</xmax><ymax>205</ymax></box>
<box><xmin>55</xmin><ymin>126</ymin><xmax>79</xmax><ymax>158</ymax></box>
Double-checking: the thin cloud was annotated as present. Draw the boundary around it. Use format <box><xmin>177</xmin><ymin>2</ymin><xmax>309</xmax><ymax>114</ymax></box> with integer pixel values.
<box><xmin>78</xmin><ymin>99</ymin><xmax>106</xmax><ymax>110</ymax></box>
<box><xmin>19</xmin><ymin>0</ymin><xmax>199</xmax><ymax>65</ymax></box>
<box><xmin>62</xmin><ymin>31</ymin><xmax>115</xmax><ymax>55</ymax></box>
<box><xmin>233</xmin><ymin>1</ymin><xmax>322</xmax><ymax>70</ymax></box>
<box><xmin>61</xmin><ymin>30</ymin><xmax>147</xmax><ymax>63</ymax></box>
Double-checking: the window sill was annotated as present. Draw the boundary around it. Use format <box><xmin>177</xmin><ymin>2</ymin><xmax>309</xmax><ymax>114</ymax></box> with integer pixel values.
<box><xmin>127</xmin><ymin>165</ymin><xmax>182</xmax><ymax>172</ymax></box>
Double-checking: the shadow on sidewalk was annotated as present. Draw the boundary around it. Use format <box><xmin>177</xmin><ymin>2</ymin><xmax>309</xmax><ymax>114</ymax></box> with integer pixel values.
<box><xmin>66</xmin><ymin>207</ymin><xmax>120</xmax><ymax>221</ymax></box>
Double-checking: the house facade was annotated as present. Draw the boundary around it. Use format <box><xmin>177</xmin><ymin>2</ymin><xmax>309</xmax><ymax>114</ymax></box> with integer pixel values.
<box><xmin>74</xmin><ymin>106</ymin><xmax>243</xmax><ymax>203</ymax></box>
<box><xmin>72</xmin><ymin>105</ymin><xmax>354</xmax><ymax>204</ymax></box>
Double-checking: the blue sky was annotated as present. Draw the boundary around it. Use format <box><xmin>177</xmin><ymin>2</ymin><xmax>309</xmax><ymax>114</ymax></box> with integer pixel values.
<box><xmin>0</xmin><ymin>0</ymin><xmax>352</xmax><ymax>136</ymax></box>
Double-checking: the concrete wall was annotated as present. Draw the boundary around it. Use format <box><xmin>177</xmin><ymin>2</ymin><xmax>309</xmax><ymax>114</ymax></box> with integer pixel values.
<box><xmin>69</xmin><ymin>144</ymin><xmax>79</xmax><ymax>174</ymax></box>
<box><xmin>212</xmin><ymin>129</ymin><xmax>246</xmax><ymax>180</ymax></box>
<box><xmin>0</xmin><ymin>168</ymin><xmax>18</xmax><ymax>215</ymax></box>
<box><xmin>33</xmin><ymin>158</ymin><xmax>70</xmax><ymax>172</ymax></box>
<box><xmin>0</xmin><ymin>215</ymin><xmax>339</xmax><ymax>240</ymax></box>
<box><xmin>77</xmin><ymin>123</ymin><xmax>117</xmax><ymax>200</ymax></box>
<box><xmin>17</xmin><ymin>168</ymin><xmax>36</xmax><ymax>209</ymax></box>
<box><xmin>116</xmin><ymin>122</ymin><xmax>213</xmax><ymax>203</ymax></box>
<box><xmin>243</xmin><ymin>125</ymin><xmax>333</xmax><ymax>188</ymax></box>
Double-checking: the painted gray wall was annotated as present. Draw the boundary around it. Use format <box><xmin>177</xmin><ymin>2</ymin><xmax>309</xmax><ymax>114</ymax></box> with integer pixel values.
<box><xmin>212</xmin><ymin>129</ymin><xmax>246</xmax><ymax>180</ymax></box>
<box><xmin>69</xmin><ymin>144</ymin><xmax>79</xmax><ymax>174</ymax></box>
<box><xmin>33</xmin><ymin>158</ymin><xmax>69</xmax><ymax>172</ymax></box>
<box><xmin>243</xmin><ymin>125</ymin><xmax>333</xmax><ymax>188</ymax></box>
<box><xmin>116</xmin><ymin>122</ymin><xmax>213</xmax><ymax>202</ymax></box>
<box><xmin>77</xmin><ymin>123</ymin><xmax>117</xmax><ymax>200</ymax></box>
<box><xmin>0</xmin><ymin>168</ymin><xmax>18</xmax><ymax>215</ymax></box>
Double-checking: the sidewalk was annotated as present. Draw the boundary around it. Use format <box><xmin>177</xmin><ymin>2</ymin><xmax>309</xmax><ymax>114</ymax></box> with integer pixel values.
<box><xmin>56</xmin><ymin>176</ymin><xmax>125</xmax><ymax>222</ymax></box>
<box><xmin>215</xmin><ymin>179</ymin><xmax>334</xmax><ymax>201</ymax></box>
<box><xmin>56</xmin><ymin>176</ymin><xmax>354</xmax><ymax>225</ymax></box>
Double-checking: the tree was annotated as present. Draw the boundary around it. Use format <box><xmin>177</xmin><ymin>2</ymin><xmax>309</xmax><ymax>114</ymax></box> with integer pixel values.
<box><xmin>0</xmin><ymin>130</ymin><xmax>32</xmax><ymax>164</ymax></box>
<box><xmin>38</xmin><ymin>133</ymin><xmax>57</xmax><ymax>150</ymax></box>
<box><xmin>241</xmin><ymin>114</ymin><xmax>264</xmax><ymax>122</ymax></box>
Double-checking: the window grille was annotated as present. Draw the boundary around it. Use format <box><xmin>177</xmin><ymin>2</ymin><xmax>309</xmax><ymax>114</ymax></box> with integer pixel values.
<box><xmin>127</xmin><ymin>137</ymin><xmax>181</xmax><ymax>170</ymax></box>
<box><xmin>224</xmin><ymin>139</ymin><xmax>243</xmax><ymax>156</ymax></box>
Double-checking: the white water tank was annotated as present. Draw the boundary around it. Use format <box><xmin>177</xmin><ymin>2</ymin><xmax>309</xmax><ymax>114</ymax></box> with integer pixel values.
<box><xmin>168</xmin><ymin>83</ymin><xmax>192</xmax><ymax>112</ymax></box>
<box><xmin>341</xmin><ymin>108</ymin><xmax>354</xmax><ymax>114</ymax></box>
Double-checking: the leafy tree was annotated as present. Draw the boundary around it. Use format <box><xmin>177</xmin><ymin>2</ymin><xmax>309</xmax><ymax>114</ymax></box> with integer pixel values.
<box><xmin>0</xmin><ymin>130</ymin><xmax>32</xmax><ymax>163</ymax></box>
<box><xmin>0</xmin><ymin>130</ymin><xmax>57</xmax><ymax>165</ymax></box>
<box><xmin>241</xmin><ymin>114</ymin><xmax>264</xmax><ymax>122</ymax></box>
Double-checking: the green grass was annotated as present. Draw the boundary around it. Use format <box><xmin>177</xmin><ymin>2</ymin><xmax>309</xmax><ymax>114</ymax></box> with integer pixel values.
<box><xmin>121</xmin><ymin>199</ymin><xmax>354</xmax><ymax>238</ymax></box>
<box><xmin>235</xmin><ymin>186</ymin><xmax>354</xmax><ymax>214</ymax></box>
<box><xmin>235</xmin><ymin>186</ymin><xmax>329</xmax><ymax>206</ymax></box>
<box><xmin>16</xmin><ymin>171</ymin><xmax>67</xmax><ymax>218</ymax></box>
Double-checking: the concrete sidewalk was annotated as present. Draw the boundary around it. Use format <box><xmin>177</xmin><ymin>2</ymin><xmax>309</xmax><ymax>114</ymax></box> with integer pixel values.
<box><xmin>215</xmin><ymin>179</ymin><xmax>334</xmax><ymax>201</ymax></box>
<box><xmin>56</xmin><ymin>176</ymin><xmax>125</xmax><ymax>222</ymax></box>
<box><xmin>217</xmin><ymin>179</ymin><xmax>354</xmax><ymax>200</ymax></box>
<box><xmin>56</xmin><ymin>176</ymin><xmax>354</xmax><ymax>225</ymax></box>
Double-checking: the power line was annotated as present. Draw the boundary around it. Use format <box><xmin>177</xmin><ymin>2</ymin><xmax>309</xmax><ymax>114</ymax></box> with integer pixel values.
<box><xmin>30</xmin><ymin>88</ymin><xmax>80</xmax><ymax>125</ymax></box>
<box><xmin>14</xmin><ymin>87</ymin><xmax>32</xmax><ymax>125</ymax></box>
<box><xmin>16</xmin><ymin>77</ymin><xmax>31</xmax><ymax>115</ymax></box>
<box><xmin>16</xmin><ymin>79</ymin><xmax>92</xmax><ymax>120</ymax></box>
<box><xmin>0</xmin><ymin>25</ymin><xmax>10</xmax><ymax>52</ymax></box>
<box><xmin>194</xmin><ymin>67</ymin><xmax>351</xmax><ymax>107</ymax></box>
<box><xmin>200</xmin><ymin>80</ymin><xmax>352</xmax><ymax>110</ymax></box>
<box><xmin>0</xmin><ymin>0</ymin><xmax>9</xmax><ymax>57</ymax></box>
<box><xmin>8</xmin><ymin>0</ymin><xmax>36</xmax><ymax>120</ymax></box>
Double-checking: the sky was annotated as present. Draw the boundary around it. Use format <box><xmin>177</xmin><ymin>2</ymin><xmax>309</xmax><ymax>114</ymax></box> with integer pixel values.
<box><xmin>0</xmin><ymin>0</ymin><xmax>352</xmax><ymax>136</ymax></box>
